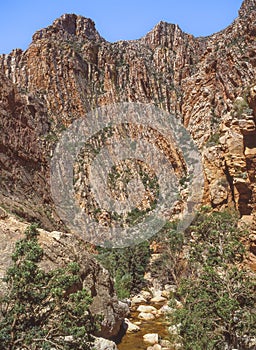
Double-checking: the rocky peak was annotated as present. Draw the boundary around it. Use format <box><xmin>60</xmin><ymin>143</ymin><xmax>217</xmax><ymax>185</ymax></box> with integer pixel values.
<box><xmin>141</xmin><ymin>21</ymin><xmax>181</xmax><ymax>47</ymax></box>
<box><xmin>141</xmin><ymin>20</ymin><xmax>199</xmax><ymax>50</ymax></box>
<box><xmin>239</xmin><ymin>0</ymin><xmax>256</xmax><ymax>17</ymax></box>
<box><xmin>0</xmin><ymin>1</ymin><xmax>256</xmax><ymax>231</ymax></box>
<box><xmin>32</xmin><ymin>13</ymin><xmax>104</xmax><ymax>43</ymax></box>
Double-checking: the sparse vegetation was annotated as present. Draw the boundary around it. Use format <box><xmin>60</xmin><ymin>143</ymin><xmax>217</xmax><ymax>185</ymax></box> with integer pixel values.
<box><xmin>206</xmin><ymin>132</ymin><xmax>220</xmax><ymax>147</ymax></box>
<box><xmin>233</xmin><ymin>97</ymin><xmax>252</xmax><ymax>118</ymax></box>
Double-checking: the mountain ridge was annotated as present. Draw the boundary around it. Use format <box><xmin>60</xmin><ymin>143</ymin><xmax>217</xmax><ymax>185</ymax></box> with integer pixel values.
<box><xmin>0</xmin><ymin>0</ymin><xmax>255</xmax><ymax>236</ymax></box>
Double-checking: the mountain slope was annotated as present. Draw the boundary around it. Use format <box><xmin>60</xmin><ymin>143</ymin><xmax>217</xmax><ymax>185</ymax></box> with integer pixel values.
<box><xmin>0</xmin><ymin>0</ymin><xmax>255</xmax><ymax>231</ymax></box>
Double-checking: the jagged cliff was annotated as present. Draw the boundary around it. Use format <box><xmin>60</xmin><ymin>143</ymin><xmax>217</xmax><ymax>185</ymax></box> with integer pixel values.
<box><xmin>0</xmin><ymin>1</ymin><xmax>256</xmax><ymax>233</ymax></box>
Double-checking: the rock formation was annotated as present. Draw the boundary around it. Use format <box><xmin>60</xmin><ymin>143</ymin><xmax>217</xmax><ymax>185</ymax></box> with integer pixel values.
<box><xmin>0</xmin><ymin>0</ymin><xmax>256</xmax><ymax>343</ymax></box>
<box><xmin>0</xmin><ymin>1</ymin><xmax>256</xmax><ymax>229</ymax></box>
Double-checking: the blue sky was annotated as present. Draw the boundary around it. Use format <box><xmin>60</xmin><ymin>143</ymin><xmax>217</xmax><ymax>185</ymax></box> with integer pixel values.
<box><xmin>0</xmin><ymin>0</ymin><xmax>243</xmax><ymax>54</ymax></box>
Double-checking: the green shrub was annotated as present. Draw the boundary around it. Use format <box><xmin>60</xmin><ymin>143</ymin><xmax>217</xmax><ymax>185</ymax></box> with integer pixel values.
<box><xmin>169</xmin><ymin>210</ymin><xmax>256</xmax><ymax>350</ymax></box>
<box><xmin>206</xmin><ymin>132</ymin><xmax>220</xmax><ymax>147</ymax></box>
<box><xmin>0</xmin><ymin>224</ymin><xmax>98</xmax><ymax>350</ymax></box>
<box><xmin>233</xmin><ymin>97</ymin><xmax>251</xmax><ymax>118</ymax></box>
<box><xmin>150</xmin><ymin>221</ymin><xmax>185</xmax><ymax>285</ymax></box>
<box><xmin>96</xmin><ymin>241</ymin><xmax>150</xmax><ymax>298</ymax></box>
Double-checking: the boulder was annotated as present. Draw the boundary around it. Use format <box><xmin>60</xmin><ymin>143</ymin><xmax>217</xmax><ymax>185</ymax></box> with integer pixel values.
<box><xmin>158</xmin><ymin>304</ymin><xmax>174</xmax><ymax>315</ymax></box>
<box><xmin>138</xmin><ymin>312</ymin><xmax>155</xmax><ymax>320</ymax></box>
<box><xmin>160</xmin><ymin>339</ymin><xmax>172</xmax><ymax>348</ymax></box>
<box><xmin>168</xmin><ymin>324</ymin><xmax>181</xmax><ymax>335</ymax></box>
<box><xmin>161</xmin><ymin>284</ymin><xmax>176</xmax><ymax>298</ymax></box>
<box><xmin>153</xmin><ymin>345</ymin><xmax>162</xmax><ymax>350</ymax></box>
<box><xmin>150</xmin><ymin>295</ymin><xmax>167</xmax><ymax>303</ymax></box>
<box><xmin>143</xmin><ymin>333</ymin><xmax>159</xmax><ymax>344</ymax></box>
<box><xmin>137</xmin><ymin>305</ymin><xmax>157</xmax><ymax>313</ymax></box>
<box><xmin>152</xmin><ymin>345</ymin><xmax>162</xmax><ymax>350</ymax></box>
<box><xmin>94</xmin><ymin>337</ymin><xmax>118</xmax><ymax>350</ymax></box>
<box><xmin>140</xmin><ymin>290</ymin><xmax>152</xmax><ymax>301</ymax></box>
<box><xmin>124</xmin><ymin>318</ymin><xmax>140</xmax><ymax>333</ymax></box>
<box><xmin>147</xmin><ymin>345</ymin><xmax>162</xmax><ymax>350</ymax></box>
<box><xmin>131</xmin><ymin>294</ymin><xmax>147</xmax><ymax>304</ymax></box>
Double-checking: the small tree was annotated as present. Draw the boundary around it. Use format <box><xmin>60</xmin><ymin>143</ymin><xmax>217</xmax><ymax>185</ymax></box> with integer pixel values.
<box><xmin>169</xmin><ymin>210</ymin><xmax>256</xmax><ymax>350</ymax></box>
<box><xmin>150</xmin><ymin>221</ymin><xmax>185</xmax><ymax>285</ymax></box>
<box><xmin>96</xmin><ymin>241</ymin><xmax>150</xmax><ymax>298</ymax></box>
<box><xmin>0</xmin><ymin>224</ymin><xmax>98</xmax><ymax>350</ymax></box>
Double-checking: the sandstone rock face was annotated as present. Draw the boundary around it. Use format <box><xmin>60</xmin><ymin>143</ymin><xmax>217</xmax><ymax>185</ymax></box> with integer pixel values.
<box><xmin>0</xmin><ymin>72</ymin><xmax>58</xmax><ymax>230</ymax></box>
<box><xmin>0</xmin><ymin>1</ymin><xmax>256</xmax><ymax>229</ymax></box>
<box><xmin>0</xmin><ymin>217</ymin><xmax>129</xmax><ymax>339</ymax></box>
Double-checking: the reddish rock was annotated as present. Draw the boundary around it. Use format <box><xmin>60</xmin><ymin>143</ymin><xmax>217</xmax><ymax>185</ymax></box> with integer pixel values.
<box><xmin>0</xmin><ymin>0</ymin><xmax>255</xmax><ymax>228</ymax></box>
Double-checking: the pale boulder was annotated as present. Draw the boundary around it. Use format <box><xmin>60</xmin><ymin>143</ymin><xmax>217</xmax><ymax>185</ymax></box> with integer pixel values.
<box><xmin>150</xmin><ymin>295</ymin><xmax>167</xmax><ymax>303</ymax></box>
<box><xmin>140</xmin><ymin>290</ymin><xmax>152</xmax><ymax>301</ymax></box>
<box><xmin>143</xmin><ymin>333</ymin><xmax>159</xmax><ymax>344</ymax></box>
<box><xmin>94</xmin><ymin>337</ymin><xmax>118</xmax><ymax>350</ymax></box>
<box><xmin>137</xmin><ymin>305</ymin><xmax>157</xmax><ymax>313</ymax></box>
<box><xmin>158</xmin><ymin>304</ymin><xmax>174</xmax><ymax>315</ymax></box>
<box><xmin>138</xmin><ymin>312</ymin><xmax>155</xmax><ymax>320</ymax></box>
<box><xmin>160</xmin><ymin>339</ymin><xmax>172</xmax><ymax>348</ymax></box>
<box><xmin>147</xmin><ymin>344</ymin><xmax>162</xmax><ymax>350</ymax></box>
<box><xmin>168</xmin><ymin>324</ymin><xmax>181</xmax><ymax>335</ymax></box>
<box><xmin>131</xmin><ymin>294</ymin><xmax>147</xmax><ymax>304</ymax></box>
<box><xmin>124</xmin><ymin>318</ymin><xmax>140</xmax><ymax>333</ymax></box>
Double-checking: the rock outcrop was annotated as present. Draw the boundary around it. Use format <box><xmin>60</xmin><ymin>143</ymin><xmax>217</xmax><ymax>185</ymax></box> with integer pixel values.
<box><xmin>0</xmin><ymin>72</ymin><xmax>58</xmax><ymax>229</ymax></box>
<box><xmin>0</xmin><ymin>1</ymin><xmax>256</xmax><ymax>229</ymax></box>
<box><xmin>0</xmin><ymin>0</ymin><xmax>256</xmax><ymax>268</ymax></box>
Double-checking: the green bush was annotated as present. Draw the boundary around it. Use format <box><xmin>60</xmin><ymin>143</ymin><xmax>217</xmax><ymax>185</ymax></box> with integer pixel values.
<box><xmin>233</xmin><ymin>97</ymin><xmax>251</xmax><ymax>118</ymax></box>
<box><xmin>96</xmin><ymin>241</ymin><xmax>150</xmax><ymax>298</ymax></box>
<box><xmin>0</xmin><ymin>224</ymin><xmax>98</xmax><ymax>350</ymax></box>
<box><xmin>169</xmin><ymin>210</ymin><xmax>256</xmax><ymax>350</ymax></box>
<box><xmin>150</xmin><ymin>221</ymin><xmax>185</xmax><ymax>285</ymax></box>
<box><xmin>206</xmin><ymin>132</ymin><xmax>220</xmax><ymax>147</ymax></box>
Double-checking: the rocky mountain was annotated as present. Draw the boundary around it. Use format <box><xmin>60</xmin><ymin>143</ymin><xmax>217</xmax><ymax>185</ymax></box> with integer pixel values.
<box><xmin>0</xmin><ymin>0</ymin><xmax>256</xmax><ymax>232</ymax></box>
<box><xmin>0</xmin><ymin>0</ymin><xmax>256</xmax><ymax>345</ymax></box>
